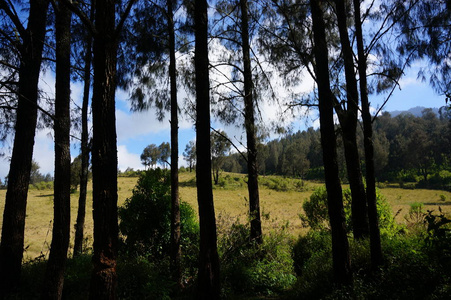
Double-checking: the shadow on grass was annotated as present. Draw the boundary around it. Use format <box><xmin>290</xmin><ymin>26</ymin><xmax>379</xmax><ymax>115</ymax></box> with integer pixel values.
<box><xmin>36</xmin><ymin>194</ymin><xmax>54</xmax><ymax>198</ymax></box>
<box><xmin>179</xmin><ymin>180</ymin><xmax>196</xmax><ymax>187</ymax></box>
<box><xmin>423</xmin><ymin>202</ymin><xmax>451</xmax><ymax>206</ymax></box>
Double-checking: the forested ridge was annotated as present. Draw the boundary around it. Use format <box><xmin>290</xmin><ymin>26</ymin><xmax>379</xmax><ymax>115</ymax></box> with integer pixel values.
<box><xmin>0</xmin><ymin>0</ymin><xmax>450</xmax><ymax>299</ymax></box>
<box><xmin>223</xmin><ymin>107</ymin><xmax>451</xmax><ymax>190</ymax></box>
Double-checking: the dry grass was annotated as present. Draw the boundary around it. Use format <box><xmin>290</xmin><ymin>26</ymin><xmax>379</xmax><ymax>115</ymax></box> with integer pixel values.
<box><xmin>0</xmin><ymin>171</ymin><xmax>450</xmax><ymax>261</ymax></box>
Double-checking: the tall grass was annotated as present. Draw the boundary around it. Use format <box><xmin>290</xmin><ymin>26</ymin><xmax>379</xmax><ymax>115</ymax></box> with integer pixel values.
<box><xmin>0</xmin><ymin>171</ymin><xmax>450</xmax><ymax>298</ymax></box>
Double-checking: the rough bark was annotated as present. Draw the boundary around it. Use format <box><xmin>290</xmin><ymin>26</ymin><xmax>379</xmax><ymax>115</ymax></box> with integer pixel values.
<box><xmin>194</xmin><ymin>0</ymin><xmax>221</xmax><ymax>297</ymax></box>
<box><xmin>310</xmin><ymin>0</ymin><xmax>352</xmax><ymax>285</ymax></box>
<box><xmin>89</xmin><ymin>1</ymin><xmax>119</xmax><ymax>298</ymax></box>
<box><xmin>0</xmin><ymin>0</ymin><xmax>50</xmax><ymax>294</ymax></box>
<box><xmin>353</xmin><ymin>0</ymin><xmax>383</xmax><ymax>267</ymax></box>
<box><xmin>74</xmin><ymin>2</ymin><xmax>94</xmax><ymax>258</ymax></box>
<box><xmin>334</xmin><ymin>0</ymin><xmax>369</xmax><ymax>240</ymax></box>
<box><xmin>41</xmin><ymin>4</ymin><xmax>72</xmax><ymax>299</ymax></box>
<box><xmin>168</xmin><ymin>0</ymin><xmax>182</xmax><ymax>289</ymax></box>
<box><xmin>240</xmin><ymin>0</ymin><xmax>262</xmax><ymax>244</ymax></box>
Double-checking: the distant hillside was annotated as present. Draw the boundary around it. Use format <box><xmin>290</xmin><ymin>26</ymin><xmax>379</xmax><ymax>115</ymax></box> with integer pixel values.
<box><xmin>389</xmin><ymin>106</ymin><xmax>440</xmax><ymax>117</ymax></box>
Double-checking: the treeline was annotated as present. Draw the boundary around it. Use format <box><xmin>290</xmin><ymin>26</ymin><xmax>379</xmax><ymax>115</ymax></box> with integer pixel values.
<box><xmin>223</xmin><ymin>108</ymin><xmax>451</xmax><ymax>189</ymax></box>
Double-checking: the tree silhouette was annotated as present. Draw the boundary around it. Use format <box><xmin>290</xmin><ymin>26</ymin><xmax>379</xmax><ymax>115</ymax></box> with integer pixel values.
<box><xmin>0</xmin><ymin>0</ymin><xmax>50</xmax><ymax>294</ymax></box>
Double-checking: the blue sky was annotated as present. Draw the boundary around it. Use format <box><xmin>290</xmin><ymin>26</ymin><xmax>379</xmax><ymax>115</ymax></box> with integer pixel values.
<box><xmin>0</xmin><ymin>58</ymin><xmax>446</xmax><ymax>181</ymax></box>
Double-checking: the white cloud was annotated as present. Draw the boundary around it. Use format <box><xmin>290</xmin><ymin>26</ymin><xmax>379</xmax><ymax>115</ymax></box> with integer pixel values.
<box><xmin>32</xmin><ymin>130</ymin><xmax>55</xmax><ymax>176</ymax></box>
<box><xmin>116</xmin><ymin>109</ymin><xmax>170</xmax><ymax>144</ymax></box>
<box><xmin>398</xmin><ymin>76</ymin><xmax>420</xmax><ymax>89</ymax></box>
<box><xmin>118</xmin><ymin>144</ymin><xmax>143</xmax><ymax>171</ymax></box>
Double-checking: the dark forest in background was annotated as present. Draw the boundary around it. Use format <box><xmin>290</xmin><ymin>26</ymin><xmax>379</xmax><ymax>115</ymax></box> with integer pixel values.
<box><xmin>221</xmin><ymin>107</ymin><xmax>451</xmax><ymax>190</ymax></box>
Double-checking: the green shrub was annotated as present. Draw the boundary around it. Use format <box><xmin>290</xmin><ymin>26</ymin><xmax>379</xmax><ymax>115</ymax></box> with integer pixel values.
<box><xmin>398</xmin><ymin>170</ymin><xmax>419</xmax><ymax>183</ymax></box>
<box><xmin>300</xmin><ymin>186</ymin><xmax>329</xmax><ymax>230</ymax></box>
<box><xmin>424</xmin><ymin>208</ymin><xmax>451</xmax><ymax>259</ymax></box>
<box><xmin>290</xmin><ymin>232</ymin><xmax>334</xmax><ymax>299</ymax></box>
<box><xmin>292</xmin><ymin>231</ymin><xmax>331</xmax><ymax>277</ymax></box>
<box><xmin>117</xmin><ymin>257</ymin><xmax>173</xmax><ymax>300</ymax></box>
<box><xmin>219</xmin><ymin>221</ymin><xmax>296</xmax><ymax>297</ymax></box>
<box><xmin>405</xmin><ymin>202</ymin><xmax>426</xmax><ymax>228</ymax></box>
<box><xmin>291</xmin><ymin>232</ymin><xmax>451</xmax><ymax>299</ymax></box>
<box><xmin>259</xmin><ymin>176</ymin><xmax>307</xmax><ymax>192</ymax></box>
<box><xmin>29</xmin><ymin>181</ymin><xmax>54</xmax><ymax>190</ymax></box>
<box><xmin>118</xmin><ymin>169</ymin><xmax>199</xmax><ymax>262</ymax></box>
<box><xmin>400</xmin><ymin>182</ymin><xmax>416</xmax><ymax>189</ymax></box>
<box><xmin>300</xmin><ymin>186</ymin><xmax>398</xmax><ymax>236</ymax></box>
<box><xmin>214</xmin><ymin>174</ymin><xmax>245</xmax><ymax>190</ymax></box>
<box><xmin>62</xmin><ymin>254</ymin><xmax>92</xmax><ymax>299</ymax></box>
<box><xmin>419</xmin><ymin>170</ymin><xmax>451</xmax><ymax>190</ymax></box>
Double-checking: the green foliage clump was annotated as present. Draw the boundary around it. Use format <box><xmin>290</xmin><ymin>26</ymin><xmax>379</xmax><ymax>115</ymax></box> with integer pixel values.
<box><xmin>400</xmin><ymin>182</ymin><xmax>416</xmax><ymax>189</ymax></box>
<box><xmin>292</xmin><ymin>231</ymin><xmax>332</xmax><ymax>277</ymax></box>
<box><xmin>62</xmin><ymin>254</ymin><xmax>92</xmax><ymax>299</ymax></box>
<box><xmin>424</xmin><ymin>208</ymin><xmax>451</xmax><ymax>258</ymax></box>
<box><xmin>117</xmin><ymin>257</ymin><xmax>173</xmax><ymax>300</ymax></box>
<box><xmin>118</xmin><ymin>169</ymin><xmax>199</xmax><ymax>261</ymax></box>
<box><xmin>259</xmin><ymin>176</ymin><xmax>307</xmax><ymax>192</ymax></box>
<box><xmin>219</xmin><ymin>221</ymin><xmax>296</xmax><ymax>297</ymax></box>
<box><xmin>404</xmin><ymin>202</ymin><xmax>426</xmax><ymax>231</ymax></box>
<box><xmin>29</xmin><ymin>181</ymin><xmax>54</xmax><ymax>190</ymax></box>
<box><xmin>215</xmin><ymin>174</ymin><xmax>245</xmax><ymax>190</ymax></box>
<box><xmin>300</xmin><ymin>186</ymin><xmax>398</xmax><ymax>236</ymax></box>
<box><xmin>418</xmin><ymin>170</ymin><xmax>451</xmax><ymax>191</ymax></box>
<box><xmin>291</xmin><ymin>231</ymin><xmax>451</xmax><ymax>299</ymax></box>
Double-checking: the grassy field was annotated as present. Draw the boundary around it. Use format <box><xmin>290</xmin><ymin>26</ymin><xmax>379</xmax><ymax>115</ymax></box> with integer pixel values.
<box><xmin>0</xmin><ymin>171</ymin><xmax>450</xmax><ymax>260</ymax></box>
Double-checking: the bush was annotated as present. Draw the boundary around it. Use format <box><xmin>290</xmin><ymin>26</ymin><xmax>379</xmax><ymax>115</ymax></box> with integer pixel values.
<box><xmin>117</xmin><ymin>257</ymin><xmax>173</xmax><ymax>300</ymax></box>
<box><xmin>118</xmin><ymin>169</ymin><xmax>199</xmax><ymax>262</ymax></box>
<box><xmin>214</xmin><ymin>174</ymin><xmax>245</xmax><ymax>190</ymax></box>
<box><xmin>29</xmin><ymin>181</ymin><xmax>54</xmax><ymax>190</ymax></box>
<box><xmin>290</xmin><ymin>232</ymin><xmax>334</xmax><ymax>299</ymax></box>
<box><xmin>418</xmin><ymin>170</ymin><xmax>451</xmax><ymax>191</ymax></box>
<box><xmin>219</xmin><ymin>221</ymin><xmax>296</xmax><ymax>297</ymax></box>
<box><xmin>404</xmin><ymin>202</ymin><xmax>426</xmax><ymax>232</ymax></box>
<box><xmin>259</xmin><ymin>176</ymin><xmax>307</xmax><ymax>192</ymax></box>
<box><xmin>300</xmin><ymin>186</ymin><xmax>398</xmax><ymax>236</ymax></box>
<box><xmin>292</xmin><ymin>231</ymin><xmax>331</xmax><ymax>277</ymax></box>
<box><xmin>291</xmin><ymin>232</ymin><xmax>451</xmax><ymax>299</ymax></box>
<box><xmin>400</xmin><ymin>182</ymin><xmax>416</xmax><ymax>189</ymax></box>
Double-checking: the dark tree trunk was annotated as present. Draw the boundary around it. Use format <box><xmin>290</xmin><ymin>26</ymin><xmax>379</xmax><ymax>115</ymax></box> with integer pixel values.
<box><xmin>89</xmin><ymin>1</ymin><xmax>119</xmax><ymax>298</ymax></box>
<box><xmin>214</xmin><ymin>168</ymin><xmax>219</xmax><ymax>185</ymax></box>
<box><xmin>0</xmin><ymin>0</ymin><xmax>50</xmax><ymax>294</ymax></box>
<box><xmin>194</xmin><ymin>0</ymin><xmax>221</xmax><ymax>298</ymax></box>
<box><xmin>310</xmin><ymin>0</ymin><xmax>352</xmax><ymax>286</ymax></box>
<box><xmin>334</xmin><ymin>0</ymin><xmax>369</xmax><ymax>240</ymax></box>
<box><xmin>41</xmin><ymin>4</ymin><xmax>72</xmax><ymax>299</ymax></box>
<box><xmin>74</xmin><ymin>2</ymin><xmax>94</xmax><ymax>258</ymax></box>
<box><xmin>240</xmin><ymin>0</ymin><xmax>262</xmax><ymax>245</ymax></box>
<box><xmin>168</xmin><ymin>0</ymin><xmax>182</xmax><ymax>290</ymax></box>
<box><xmin>353</xmin><ymin>0</ymin><xmax>383</xmax><ymax>267</ymax></box>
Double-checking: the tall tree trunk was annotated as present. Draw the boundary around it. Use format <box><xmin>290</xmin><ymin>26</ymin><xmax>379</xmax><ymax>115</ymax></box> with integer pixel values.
<box><xmin>353</xmin><ymin>0</ymin><xmax>383</xmax><ymax>267</ymax></box>
<box><xmin>41</xmin><ymin>4</ymin><xmax>72</xmax><ymax>299</ymax></box>
<box><xmin>334</xmin><ymin>0</ymin><xmax>369</xmax><ymax>240</ymax></box>
<box><xmin>310</xmin><ymin>0</ymin><xmax>352</xmax><ymax>286</ymax></box>
<box><xmin>89</xmin><ymin>1</ymin><xmax>119</xmax><ymax>298</ymax></box>
<box><xmin>0</xmin><ymin>0</ymin><xmax>50</xmax><ymax>294</ymax></box>
<box><xmin>74</xmin><ymin>2</ymin><xmax>94</xmax><ymax>258</ymax></box>
<box><xmin>168</xmin><ymin>0</ymin><xmax>182</xmax><ymax>290</ymax></box>
<box><xmin>194</xmin><ymin>0</ymin><xmax>221</xmax><ymax>297</ymax></box>
<box><xmin>240</xmin><ymin>0</ymin><xmax>262</xmax><ymax>245</ymax></box>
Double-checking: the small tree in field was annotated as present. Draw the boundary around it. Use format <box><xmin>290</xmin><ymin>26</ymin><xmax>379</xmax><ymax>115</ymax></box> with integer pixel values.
<box><xmin>141</xmin><ymin>144</ymin><xmax>160</xmax><ymax>169</ymax></box>
<box><xmin>211</xmin><ymin>130</ymin><xmax>232</xmax><ymax>185</ymax></box>
<box><xmin>183</xmin><ymin>141</ymin><xmax>196</xmax><ymax>172</ymax></box>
